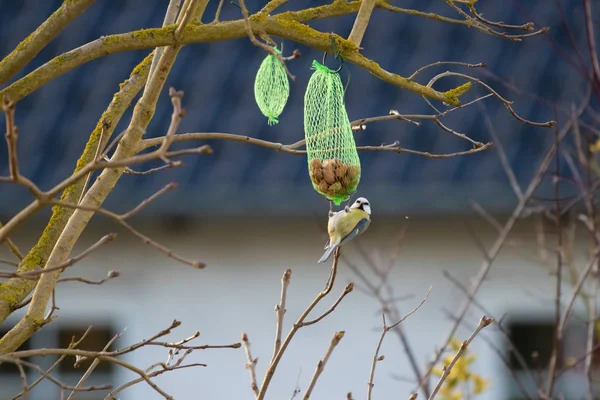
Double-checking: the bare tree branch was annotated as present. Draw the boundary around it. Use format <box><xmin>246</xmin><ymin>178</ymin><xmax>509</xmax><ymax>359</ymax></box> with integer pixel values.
<box><xmin>65</xmin><ymin>330</ymin><xmax>123</xmax><ymax>400</ymax></box>
<box><xmin>368</xmin><ymin>287</ymin><xmax>431</xmax><ymax>400</ymax></box>
<box><xmin>0</xmin><ymin>234</ymin><xmax>116</xmax><ymax>280</ymax></box>
<box><xmin>0</xmin><ymin>0</ymin><xmax>202</xmax><ymax>354</ymax></box>
<box><xmin>0</xmin><ymin>0</ymin><xmax>96</xmax><ymax>85</ymax></box>
<box><xmin>348</xmin><ymin>0</ymin><xmax>376</xmax><ymax>47</ymax></box>
<box><xmin>0</xmin><ymin>51</ymin><xmax>154</xmax><ymax>324</ymax></box>
<box><xmin>417</xmin><ymin>98</ymin><xmax>586</xmax><ymax>391</ymax></box>
<box><xmin>242</xmin><ymin>332</ymin><xmax>260</xmax><ymax>399</ymax></box>
<box><xmin>0</xmin><ymin>220</ymin><xmax>23</xmax><ymax>260</ymax></box>
<box><xmin>271</xmin><ymin>269</ymin><xmax>291</xmax><ymax>363</ymax></box>
<box><xmin>302</xmin><ymin>331</ymin><xmax>345</xmax><ymax>400</ymax></box>
<box><xmin>257</xmin><ymin>249</ymin><xmax>346</xmax><ymax>400</ymax></box>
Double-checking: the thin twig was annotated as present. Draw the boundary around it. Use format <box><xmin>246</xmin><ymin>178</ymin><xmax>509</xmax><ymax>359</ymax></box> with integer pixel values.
<box><xmin>442</xmin><ymin>269</ymin><xmax>546</xmax><ymax>397</ymax></box>
<box><xmin>479</xmin><ymin>102</ymin><xmax>523</xmax><ymax>200</ymax></box>
<box><xmin>242</xmin><ymin>332</ymin><xmax>260</xmax><ymax>399</ymax></box>
<box><xmin>45</xmin><ymin>183</ymin><xmax>204</xmax><ymax>269</ymax></box>
<box><xmin>57</xmin><ymin>270</ymin><xmax>120</xmax><ymax>285</ymax></box>
<box><xmin>302</xmin><ymin>331</ymin><xmax>345</xmax><ymax>400</ymax></box>
<box><xmin>585</xmin><ymin>277</ymin><xmax>597</xmax><ymax>400</ymax></box>
<box><xmin>124</xmin><ymin>161</ymin><xmax>182</xmax><ymax>176</ymax></box>
<box><xmin>4</xmin><ymin>93</ymin><xmax>19</xmax><ymax>180</ymax></box>
<box><xmin>174</xmin><ymin>0</ymin><xmax>201</xmax><ymax>41</ymax></box>
<box><xmin>141</xmin><ymin>132</ymin><xmax>493</xmax><ymax>158</ymax></box>
<box><xmin>1</xmin><ymin>358</ymin><xmax>111</xmax><ymax>393</ymax></box>
<box><xmin>0</xmin><ymin>234</ymin><xmax>117</xmax><ymax>279</ymax></box>
<box><xmin>66</xmin><ymin>330</ymin><xmax>123</xmax><ymax>400</ymax></box>
<box><xmin>107</xmin><ymin>362</ymin><xmax>205</xmax><ymax>398</ymax></box>
<box><xmin>367</xmin><ymin>287</ymin><xmax>431</xmax><ymax>400</ymax></box>
<box><xmin>417</xmin><ymin>102</ymin><xmax>584</xmax><ymax>391</ymax></box>
<box><xmin>445</xmin><ymin>0</ymin><xmax>548</xmax><ymax>41</ymax></box>
<box><xmin>545</xmin><ymin>121</ymin><xmax>564</xmax><ymax>397</ymax></box>
<box><xmin>467</xmin><ymin>3</ymin><xmax>535</xmax><ymax>31</ymax></box>
<box><xmin>583</xmin><ymin>0</ymin><xmax>600</xmax><ymax>86</ymax></box>
<box><xmin>238</xmin><ymin>0</ymin><xmax>295</xmax><ymax>80</ymax></box>
<box><xmin>427</xmin><ymin>71</ymin><xmax>556</xmax><ymax>127</ymax></box>
<box><xmin>212</xmin><ymin>0</ymin><xmax>225</xmax><ymax>22</ymax></box>
<box><xmin>12</xmin><ymin>327</ymin><xmax>93</xmax><ymax>399</ymax></box>
<box><xmin>368</xmin><ymin>314</ymin><xmax>390</xmax><ymax>400</ymax></box>
<box><xmin>557</xmin><ymin>243</ymin><xmax>600</xmax><ymax>334</ymax></box>
<box><xmin>432</xmin><ymin>116</ymin><xmax>485</xmax><ymax>147</ymax></box>
<box><xmin>341</xmin><ymin>232</ymin><xmax>429</xmax><ymax>398</ymax></box>
<box><xmin>6</xmin><ymin>320</ymin><xmax>229</xmax><ymax>400</ymax></box>
<box><xmin>0</xmin><ymin>220</ymin><xmax>24</xmax><ymax>260</ymax></box>
<box><xmin>271</xmin><ymin>269</ymin><xmax>291</xmax><ymax>363</ymax></box>
<box><xmin>1</xmin><ymin>95</ymin><xmax>44</xmax><ymax>198</ymax></box>
<box><xmin>157</xmin><ymin>88</ymin><xmax>186</xmax><ymax>159</ymax></box>
<box><xmin>302</xmin><ymin>283</ymin><xmax>354</xmax><ymax>326</ymax></box>
<box><xmin>257</xmin><ymin>250</ymin><xmax>344</xmax><ymax>400</ymax></box>
<box><xmin>409</xmin><ymin>61</ymin><xmax>486</xmax><ymax>81</ymax></box>
<box><xmin>427</xmin><ymin>316</ymin><xmax>494</xmax><ymax>400</ymax></box>
<box><xmin>260</xmin><ymin>0</ymin><xmax>288</xmax><ymax>15</ymax></box>
<box><xmin>348</xmin><ymin>0</ymin><xmax>376</xmax><ymax>47</ymax></box>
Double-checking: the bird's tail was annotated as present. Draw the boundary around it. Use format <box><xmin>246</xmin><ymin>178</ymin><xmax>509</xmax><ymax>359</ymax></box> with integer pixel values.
<box><xmin>318</xmin><ymin>245</ymin><xmax>337</xmax><ymax>263</ymax></box>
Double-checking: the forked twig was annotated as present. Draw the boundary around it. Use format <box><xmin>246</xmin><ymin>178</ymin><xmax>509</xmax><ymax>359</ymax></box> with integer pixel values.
<box><xmin>257</xmin><ymin>249</ymin><xmax>348</xmax><ymax>400</ymax></box>
<box><xmin>368</xmin><ymin>287</ymin><xmax>431</xmax><ymax>400</ymax></box>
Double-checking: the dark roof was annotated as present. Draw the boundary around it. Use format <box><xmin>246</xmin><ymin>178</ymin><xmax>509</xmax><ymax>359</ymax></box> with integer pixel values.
<box><xmin>0</xmin><ymin>0</ymin><xmax>588</xmax><ymax>217</ymax></box>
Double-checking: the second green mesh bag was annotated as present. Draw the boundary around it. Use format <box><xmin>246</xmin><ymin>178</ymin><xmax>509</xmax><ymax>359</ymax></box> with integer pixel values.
<box><xmin>254</xmin><ymin>48</ymin><xmax>289</xmax><ymax>125</ymax></box>
<box><xmin>304</xmin><ymin>60</ymin><xmax>361</xmax><ymax>205</ymax></box>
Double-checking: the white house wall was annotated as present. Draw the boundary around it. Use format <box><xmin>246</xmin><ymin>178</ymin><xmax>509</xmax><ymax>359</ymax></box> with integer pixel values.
<box><xmin>0</xmin><ymin>216</ymin><xmax>591</xmax><ymax>400</ymax></box>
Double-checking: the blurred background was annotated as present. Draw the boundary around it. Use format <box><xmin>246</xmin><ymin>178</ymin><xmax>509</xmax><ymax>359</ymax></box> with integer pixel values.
<box><xmin>0</xmin><ymin>0</ymin><xmax>596</xmax><ymax>399</ymax></box>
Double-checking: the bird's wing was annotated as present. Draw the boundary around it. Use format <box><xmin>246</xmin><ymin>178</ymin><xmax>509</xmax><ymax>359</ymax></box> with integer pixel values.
<box><xmin>338</xmin><ymin>217</ymin><xmax>370</xmax><ymax>247</ymax></box>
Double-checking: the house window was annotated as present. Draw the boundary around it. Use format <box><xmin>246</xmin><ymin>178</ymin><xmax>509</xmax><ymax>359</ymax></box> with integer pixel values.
<box><xmin>0</xmin><ymin>321</ymin><xmax>116</xmax><ymax>400</ymax></box>
<box><xmin>508</xmin><ymin>320</ymin><xmax>559</xmax><ymax>370</ymax></box>
<box><xmin>57</xmin><ymin>325</ymin><xmax>116</xmax><ymax>374</ymax></box>
<box><xmin>503</xmin><ymin>317</ymin><xmax>600</xmax><ymax>400</ymax></box>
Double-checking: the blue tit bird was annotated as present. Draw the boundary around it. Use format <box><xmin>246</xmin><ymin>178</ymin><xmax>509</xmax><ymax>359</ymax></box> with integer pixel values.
<box><xmin>318</xmin><ymin>197</ymin><xmax>371</xmax><ymax>263</ymax></box>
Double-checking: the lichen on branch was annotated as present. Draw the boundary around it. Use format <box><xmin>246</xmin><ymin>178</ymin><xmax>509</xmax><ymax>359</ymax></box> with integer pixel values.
<box><xmin>0</xmin><ymin>1</ymin><xmax>469</xmax><ymax>106</ymax></box>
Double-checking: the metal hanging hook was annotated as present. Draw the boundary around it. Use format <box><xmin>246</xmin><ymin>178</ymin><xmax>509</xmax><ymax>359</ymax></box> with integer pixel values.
<box><xmin>321</xmin><ymin>35</ymin><xmax>344</xmax><ymax>73</ymax></box>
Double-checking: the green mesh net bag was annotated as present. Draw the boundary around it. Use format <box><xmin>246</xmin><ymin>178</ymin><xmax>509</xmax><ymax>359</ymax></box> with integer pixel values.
<box><xmin>254</xmin><ymin>48</ymin><xmax>290</xmax><ymax>125</ymax></box>
<box><xmin>304</xmin><ymin>60</ymin><xmax>361</xmax><ymax>205</ymax></box>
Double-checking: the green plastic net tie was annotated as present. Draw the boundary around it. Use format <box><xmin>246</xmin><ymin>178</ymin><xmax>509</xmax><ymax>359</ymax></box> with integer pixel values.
<box><xmin>254</xmin><ymin>47</ymin><xmax>290</xmax><ymax>126</ymax></box>
<box><xmin>267</xmin><ymin>115</ymin><xmax>279</xmax><ymax>125</ymax></box>
<box><xmin>311</xmin><ymin>59</ymin><xmax>338</xmax><ymax>74</ymax></box>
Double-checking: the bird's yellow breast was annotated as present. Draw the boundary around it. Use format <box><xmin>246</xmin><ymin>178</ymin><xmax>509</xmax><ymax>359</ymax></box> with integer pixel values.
<box><xmin>328</xmin><ymin>209</ymin><xmax>369</xmax><ymax>240</ymax></box>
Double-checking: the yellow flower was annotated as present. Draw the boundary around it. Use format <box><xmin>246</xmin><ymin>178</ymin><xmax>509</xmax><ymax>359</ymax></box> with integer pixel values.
<box><xmin>590</xmin><ymin>139</ymin><xmax>600</xmax><ymax>153</ymax></box>
<box><xmin>433</xmin><ymin>337</ymin><xmax>489</xmax><ymax>399</ymax></box>
<box><xmin>449</xmin><ymin>357</ymin><xmax>471</xmax><ymax>381</ymax></box>
<box><xmin>472</xmin><ymin>375</ymin><xmax>489</xmax><ymax>394</ymax></box>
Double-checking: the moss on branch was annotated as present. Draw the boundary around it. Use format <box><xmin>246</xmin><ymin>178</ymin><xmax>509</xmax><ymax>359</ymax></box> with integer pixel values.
<box><xmin>0</xmin><ymin>1</ymin><xmax>468</xmax><ymax>107</ymax></box>
<box><xmin>0</xmin><ymin>52</ymin><xmax>153</xmax><ymax>324</ymax></box>
<box><xmin>0</xmin><ymin>0</ymin><xmax>97</xmax><ymax>85</ymax></box>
